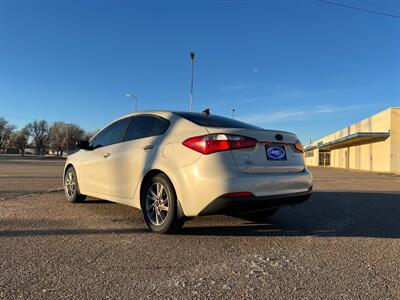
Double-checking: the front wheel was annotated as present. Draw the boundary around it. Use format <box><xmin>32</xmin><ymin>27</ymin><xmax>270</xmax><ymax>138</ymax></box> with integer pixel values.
<box><xmin>141</xmin><ymin>174</ymin><xmax>183</xmax><ymax>234</ymax></box>
<box><xmin>64</xmin><ymin>167</ymin><xmax>86</xmax><ymax>203</ymax></box>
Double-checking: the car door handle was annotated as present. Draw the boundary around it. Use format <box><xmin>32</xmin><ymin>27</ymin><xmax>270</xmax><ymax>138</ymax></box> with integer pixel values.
<box><xmin>103</xmin><ymin>152</ymin><xmax>111</xmax><ymax>158</ymax></box>
<box><xmin>143</xmin><ymin>144</ymin><xmax>154</xmax><ymax>150</ymax></box>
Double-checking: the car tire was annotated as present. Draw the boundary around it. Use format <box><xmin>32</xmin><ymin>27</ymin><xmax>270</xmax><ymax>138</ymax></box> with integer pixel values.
<box><xmin>141</xmin><ymin>173</ymin><xmax>183</xmax><ymax>234</ymax></box>
<box><xmin>64</xmin><ymin>166</ymin><xmax>86</xmax><ymax>203</ymax></box>
<box><xmin>240</xmin><ymin>209</ymin><xmax>278</xmax><ymax>223</ymax></box>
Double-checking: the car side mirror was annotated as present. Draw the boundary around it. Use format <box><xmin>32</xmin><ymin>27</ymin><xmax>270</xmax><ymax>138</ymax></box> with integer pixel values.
<box><xmin>76</xmin><ymin>140</ymin><xmax>92</xmax><ymax>150</ymax></box>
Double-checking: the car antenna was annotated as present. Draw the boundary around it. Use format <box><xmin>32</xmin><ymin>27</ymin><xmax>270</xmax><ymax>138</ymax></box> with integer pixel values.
<box><xmin>202</xmin><ymin>108</ymin><xmax>210</xmax><ymax>115</ymax></box>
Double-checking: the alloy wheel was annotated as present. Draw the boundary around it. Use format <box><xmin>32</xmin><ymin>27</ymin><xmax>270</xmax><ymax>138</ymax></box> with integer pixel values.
<box><xmin>145</xmin><ymin>182</ymin><xmax>169</xmax><ymax>226</ymax></box>
<box><xmin>65</xmin><ymin>170</ymin><xmax>76</xmax><ymax>199</ymax></box>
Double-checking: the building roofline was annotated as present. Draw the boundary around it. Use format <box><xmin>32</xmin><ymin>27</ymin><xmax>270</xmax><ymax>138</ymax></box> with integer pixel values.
<box><xmin>310</xmin><ymin>106</ymin><xmax>397</xmax><ymax>144</ymax></box>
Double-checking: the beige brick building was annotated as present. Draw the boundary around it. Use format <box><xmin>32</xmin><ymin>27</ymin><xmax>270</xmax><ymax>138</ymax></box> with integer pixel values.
<box><xmin>304</xmin><ymin>107</ymin><xmax>400</xmax><ymax>174</ymax></box>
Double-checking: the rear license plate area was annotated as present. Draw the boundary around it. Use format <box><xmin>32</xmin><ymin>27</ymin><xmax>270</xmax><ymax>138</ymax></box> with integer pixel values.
<box><xmin>265</xmin><ymin>145</ymin><xmax>287</xmax><ymax>160</ymax></box>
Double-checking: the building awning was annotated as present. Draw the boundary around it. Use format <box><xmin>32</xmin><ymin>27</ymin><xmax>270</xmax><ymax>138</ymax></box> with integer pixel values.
<box><xmin>305</xmin><ymin>132</ymin><xmax>390</xmax><ymax>151</ymax></box>
<box><xmin>304</xmin><ymin>145</ymin><xmax>317</xmax><ymax>151</ymax></box>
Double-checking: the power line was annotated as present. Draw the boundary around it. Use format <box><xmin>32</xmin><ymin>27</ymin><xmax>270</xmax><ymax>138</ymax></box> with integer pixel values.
<box><xmin>316</xmin><ymin>0</ymin><xmax>400</xmax><ymax>20</ymax></box>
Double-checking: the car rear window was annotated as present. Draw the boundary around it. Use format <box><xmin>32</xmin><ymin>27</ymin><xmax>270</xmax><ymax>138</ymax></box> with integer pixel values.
<box><xmin>173</xmin><ymin>112</ymin><xmax>262</xmax><ymax>129</ymax></box>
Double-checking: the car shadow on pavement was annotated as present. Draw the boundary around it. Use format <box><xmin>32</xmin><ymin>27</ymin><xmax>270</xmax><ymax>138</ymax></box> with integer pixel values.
<box><xmin>0</xmin><ymin>228</ymin><xmax>147</xmax><ymax>237</ymax></box>
<box><xmin>1</xmin><ymin>191</ymin><xmax>400</xmax><ymax>239</ymax></box>
<box><xmin>84</xmin><ymin>198</ymin><xmax>112</xmax><ymax>204</ymax></box>
<box><xmin>179</xmin><ymin>191</ymin><xmax>400</xmax><ymax>238</ymax></box>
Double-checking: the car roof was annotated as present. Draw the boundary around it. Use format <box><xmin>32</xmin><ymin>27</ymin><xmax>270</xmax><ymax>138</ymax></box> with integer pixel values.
<box><xmin>115</xmin><ymin>110</ymin><xmax>175</xmax><ymax>120</ymax></box>
<box><xmin>92</xmin><ymin>110</ymin><xmax>295</xmax><ymax>140</ymax></box>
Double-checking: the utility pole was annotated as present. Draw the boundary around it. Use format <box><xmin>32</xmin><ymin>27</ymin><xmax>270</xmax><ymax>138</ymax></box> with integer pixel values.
<box><xmin>189</xmin><ymin>52</ymin><xmax>195</xmax><ymax>112</ymax></box>
<box><xmin>65</xmin><ymin>123</ymin><xmax>71</xmax><ymax>157</ymax></box>
<box><xmin>126</xmin><ymin>93</ymin><xmax>138</xmax><ymax>112</ymax></box>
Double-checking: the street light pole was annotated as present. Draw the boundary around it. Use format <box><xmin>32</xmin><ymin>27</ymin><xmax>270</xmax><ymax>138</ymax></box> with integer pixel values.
<box><xmin>65</xmin><ymin>123</ymin><xmax>71</xmax><ymax>157</ymax></box>
<box><xmin>126</xmin><ymin>93</ymin><xmax>138</xmax><ymax>112</ymax></box>
<box><xmin>189</xmin><ymin>52</ymin><xmax>195</xmax><ymax>112</ymax></box>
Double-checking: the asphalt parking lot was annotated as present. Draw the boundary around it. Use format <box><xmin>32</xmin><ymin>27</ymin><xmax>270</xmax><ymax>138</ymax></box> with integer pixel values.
<box><xmin>1</xmin><ymin>160</ymin><xmax>400</xmax><ymax>299</ymax></box>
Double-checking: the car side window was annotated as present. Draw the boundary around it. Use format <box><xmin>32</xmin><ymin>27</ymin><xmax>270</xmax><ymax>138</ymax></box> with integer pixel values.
<box><xmin>123</xmin><ymin>116</ymin><xmax>169</xmax><ymax>142</ymax></box>
<box><xmin>92</xmin><ymin>118</ymin><xmax>130</xmax><ymax>149</ymax></box>
<box><xmin>152</xmin><ymin>117</ymin><xmax>170</xmax><ymax>136</ymax></box>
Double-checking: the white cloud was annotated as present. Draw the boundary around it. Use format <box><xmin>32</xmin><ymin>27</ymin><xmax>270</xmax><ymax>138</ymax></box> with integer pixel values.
<box><xmin>238</xmin><ymin>105</ymin><xmax>363</xmax><ymax>125</ymax></box>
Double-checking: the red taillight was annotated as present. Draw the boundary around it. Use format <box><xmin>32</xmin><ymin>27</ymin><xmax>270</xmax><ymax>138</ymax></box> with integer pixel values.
<box><xmin>294</xmin><ymin>141</ymin><xmax>304</xmax><ymax>153</ymax></box>
<box><xmin>182</xmin><ymin>134</ymin><xmax>257</xmax><ymax>155</ymax></box>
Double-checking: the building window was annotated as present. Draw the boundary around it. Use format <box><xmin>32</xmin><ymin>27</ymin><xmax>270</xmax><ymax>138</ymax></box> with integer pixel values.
<box><xmin>305</xmin><ymin>150</ymin><xmax>314</xmax><ymax>157</ymax></box>
<box><xmin>319</xmin><ymin>152</ymin><xmax>331</xmax><ymax>166</ymax></box>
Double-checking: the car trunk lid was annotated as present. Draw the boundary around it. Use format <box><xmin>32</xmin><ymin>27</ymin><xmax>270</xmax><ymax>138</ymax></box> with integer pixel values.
<box><xmin>205</xmin><ymin>127</ymin><xmax>305</xmax><ymax>173</ymax></box>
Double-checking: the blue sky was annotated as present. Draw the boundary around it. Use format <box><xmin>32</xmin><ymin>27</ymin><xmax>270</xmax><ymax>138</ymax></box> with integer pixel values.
<box><xmin>1</xmin><ymin>0</ymin><xmax>399</xmax><ymax>143</ymax></box>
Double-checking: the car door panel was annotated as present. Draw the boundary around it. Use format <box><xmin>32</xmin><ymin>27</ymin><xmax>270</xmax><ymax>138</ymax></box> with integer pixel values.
<box><xmin>110</xmin><ymin>135</ymin><xmax>160</xmax><ymax>200</ymax></box>
<box><xmin>108</xmin><ymin>115</ymin><xmax>169</xmax><ymax>200</ymax></box>
<box><xmin>76</xmin><ymin>118</ymin><xmax>130</xmax><ymax>197</ymax></box>
<box><xmin>77</xmin><ymin>146</ymin><xmax>112</xmax><ymax>196</ymax></box>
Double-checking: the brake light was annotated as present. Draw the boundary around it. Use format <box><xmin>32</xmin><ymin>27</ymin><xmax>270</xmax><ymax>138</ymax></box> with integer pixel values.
<box><xmin>182</xmin><ymin>134</ymin><xmax>257</xmax><ymax>155</ymax></box>
<box><xmin>294</xmin><ymin>141</ymin><xmax>304</xmax><ymax>153</ymax></box>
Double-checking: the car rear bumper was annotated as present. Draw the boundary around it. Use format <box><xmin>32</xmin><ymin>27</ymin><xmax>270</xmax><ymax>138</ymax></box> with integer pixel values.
<box><xmin>174</xmin><ymin>156</ymin><xmax>313</xmax><ymax>216</ymax></box>
<box><xmin>198</xmin><ymin>188</ymin><xmax>312</xmax><ymax>215</ymax></box>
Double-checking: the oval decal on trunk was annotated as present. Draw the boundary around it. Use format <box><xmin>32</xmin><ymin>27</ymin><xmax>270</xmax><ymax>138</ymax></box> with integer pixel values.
<box><xmin>267</xmin><ymin>147</ymin><xmax>285</xmax><ymax>159</ymax></box>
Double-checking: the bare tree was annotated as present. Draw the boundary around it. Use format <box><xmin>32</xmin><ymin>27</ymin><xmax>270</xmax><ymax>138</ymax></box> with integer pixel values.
<box><xmin>83</xmin><ymin>130</ymin><xmax>97</xmax><ymax>141</ymax></box>
<box><xmin>1</xmin><ymin>117</ymin><xmax>94</xmax><ymax>156</ymax></box>
<box><xmin>49</xmin><ymin>122</ymin><xmax>86</xmax><ymax>156</ymax></box>
<box><xmin>10</xmin><ymin>128</ymin><xmax>30</xmax><ymax>156</ymax></box>
<box><xmin>49</xmin><ymin>122</ymin><xmax>66</xmax><ymax>156</ymax></box>
<box><xmin>26</xmin><ymin>120</ymin><xmax>50</xmax><ymax>155</ymax></box>
<box><xmin>0</xmin><ymin>117</ymin><xmax>16</xmax><ymax>152</ymax></box>
<box><xmin>66</xmin><ymin>124</ymin><xmax>85</xmax><ymax>154</ymax></box>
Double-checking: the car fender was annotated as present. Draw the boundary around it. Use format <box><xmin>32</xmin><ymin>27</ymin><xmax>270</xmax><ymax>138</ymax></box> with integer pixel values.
<box><xmin>132</xmin><ymin>162</ymin><xmax>184</xmax><ymax>213</ymax></box>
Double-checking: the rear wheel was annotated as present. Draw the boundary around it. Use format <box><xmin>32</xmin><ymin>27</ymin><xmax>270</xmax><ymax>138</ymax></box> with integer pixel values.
<box><xmin>141</xmin><ymin>174</ymin><xmax>184</xmax><ymax>234</ymax></box>
<box><xmin>64</xmin><ymin>167</ymin><xmax>86</xmax><ymax>203</ymax></box>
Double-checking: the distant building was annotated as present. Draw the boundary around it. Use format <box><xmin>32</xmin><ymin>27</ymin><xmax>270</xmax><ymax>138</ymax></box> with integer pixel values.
<box><xmin>0</xmin><ymin>147</ymin><xmax>19</xmax><ymax>154</ymax></box>
<box><xmin>304</xmin><ymin>107</ymin><xmax>400</xmax><ymax>174</ymax></box>
<box><xmin>5</xmin><ymin>148</ymin><xmax>19</xmax><ymax>154</ymax></box>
